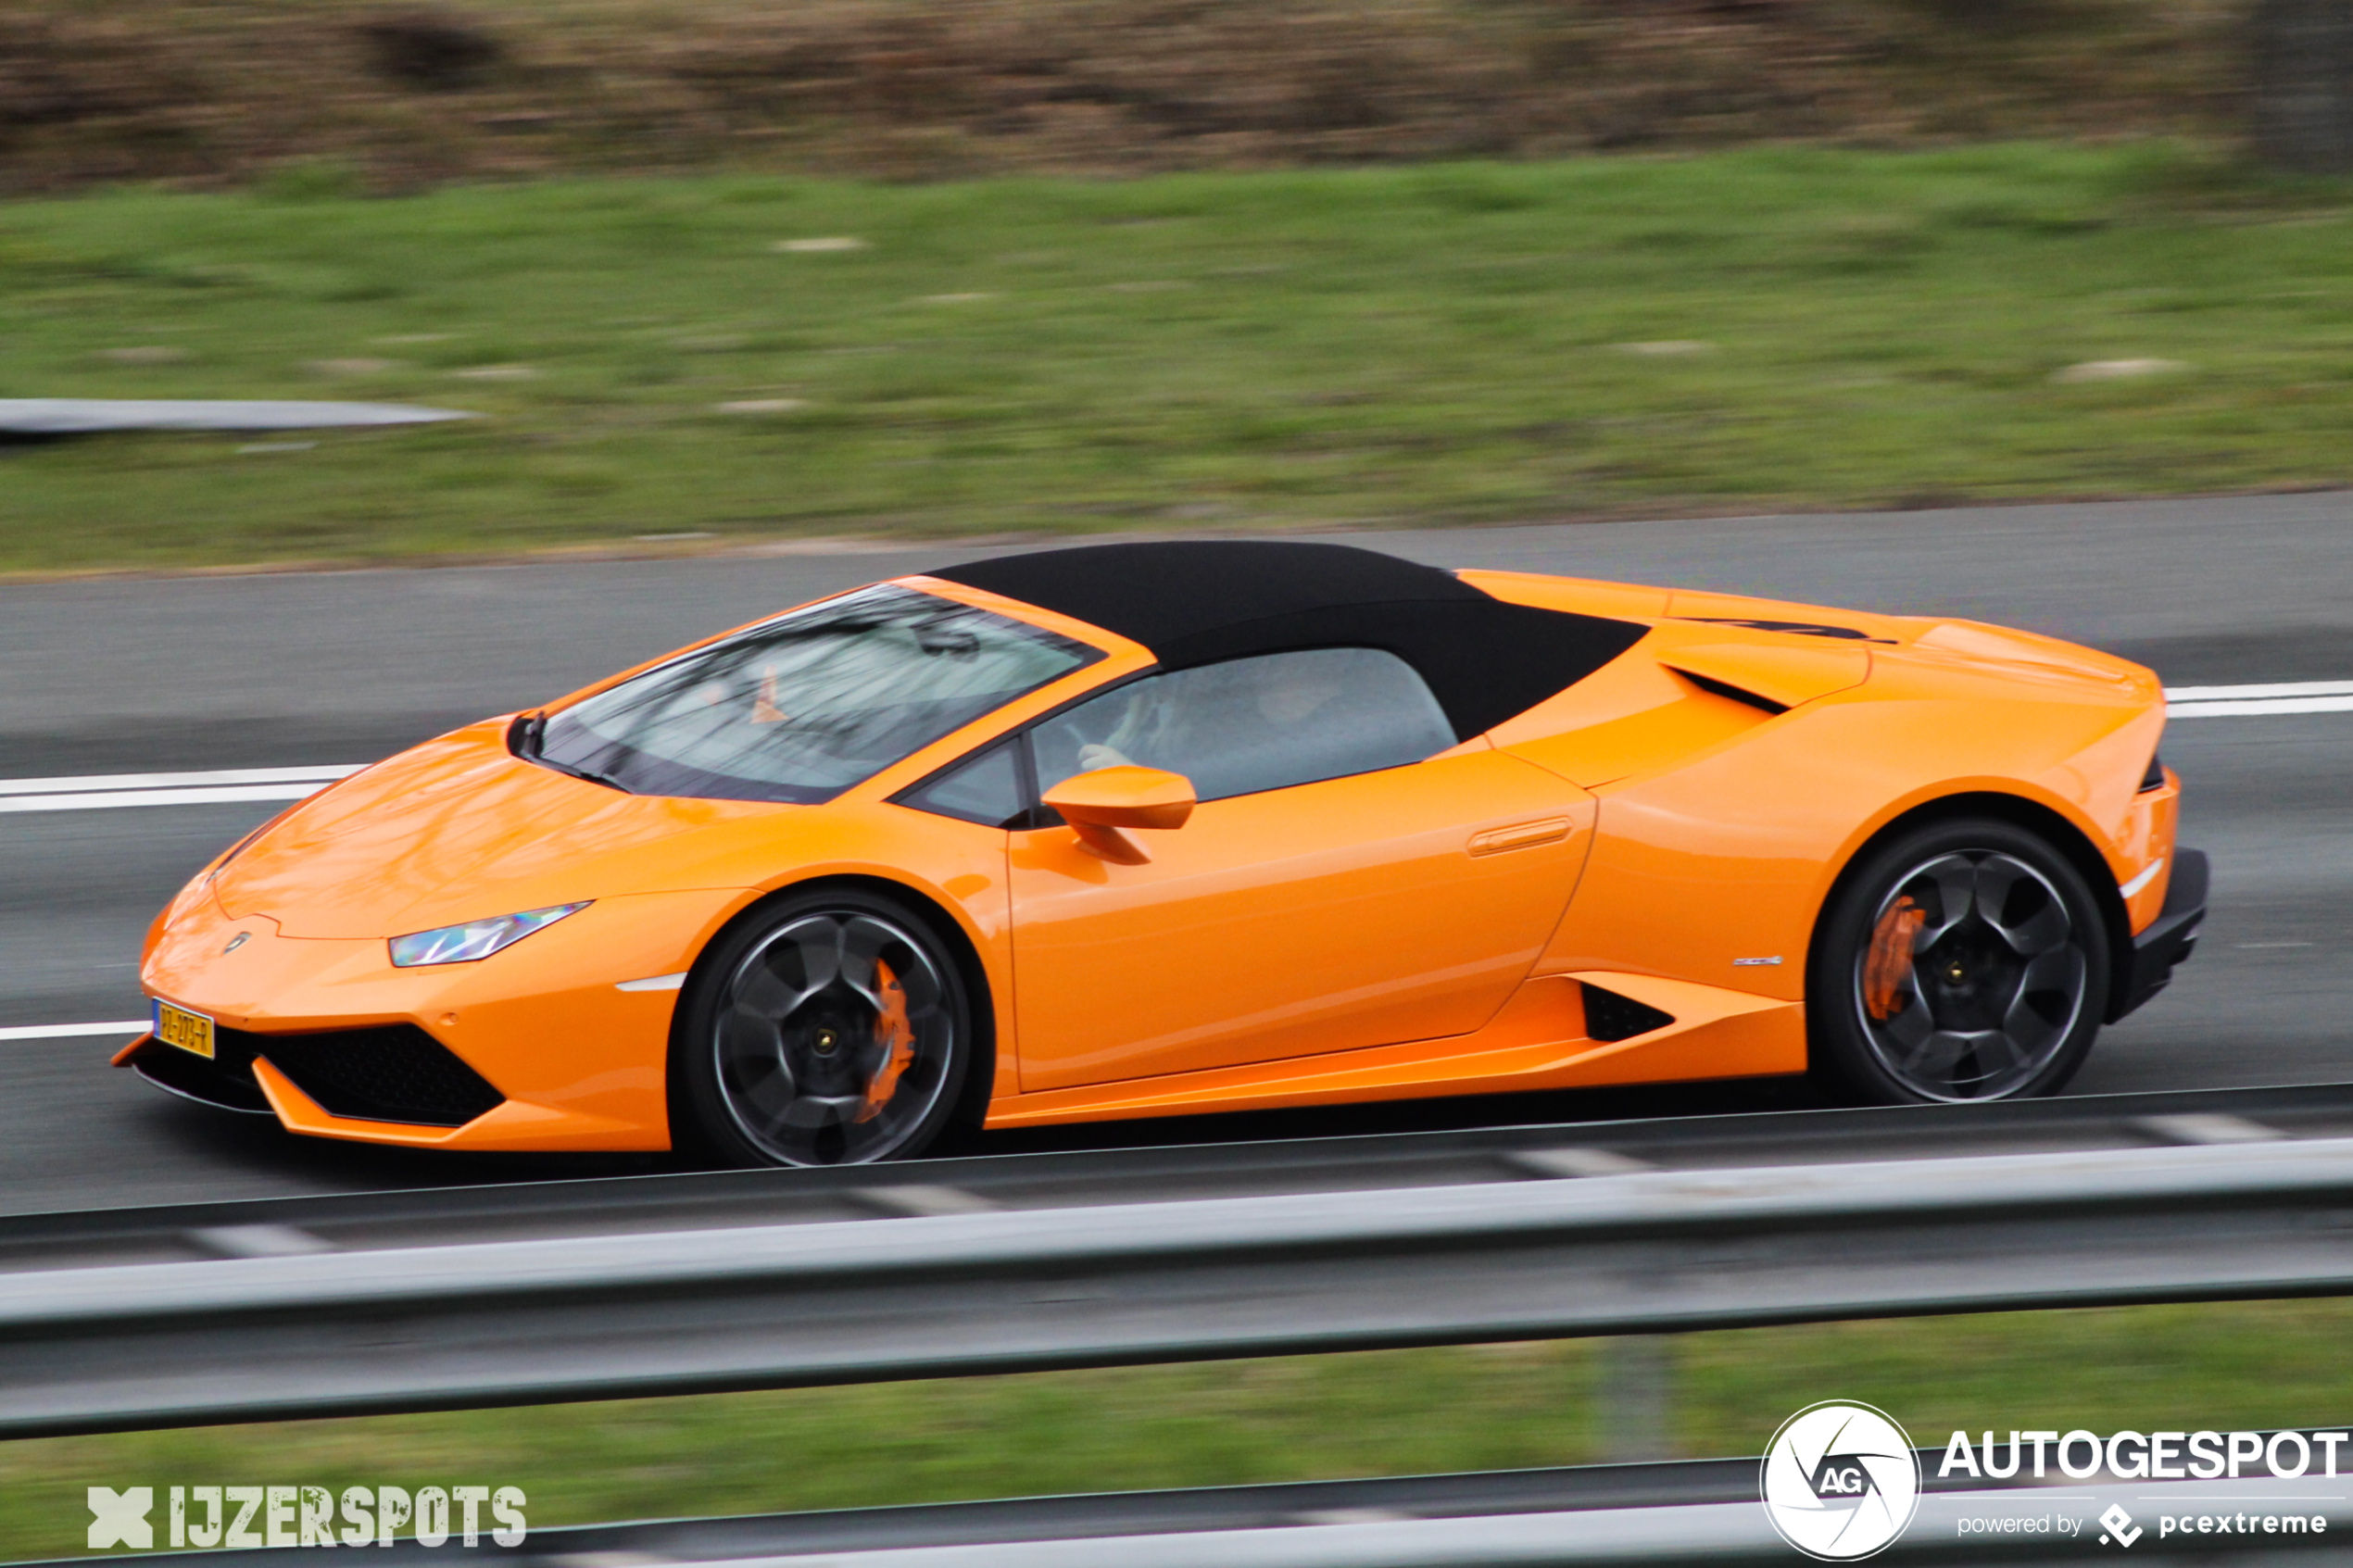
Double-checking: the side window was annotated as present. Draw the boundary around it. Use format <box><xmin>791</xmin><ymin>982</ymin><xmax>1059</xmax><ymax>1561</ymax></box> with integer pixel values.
<box><xmin>896</xmin><ymin>741</ymin><xmax>1026</xmax><ymax>828</ymax></box>
<box><xmin>1032</xmin><ymin>647</ymin><xmax>1454</xmax><ymax>804</ymax></box>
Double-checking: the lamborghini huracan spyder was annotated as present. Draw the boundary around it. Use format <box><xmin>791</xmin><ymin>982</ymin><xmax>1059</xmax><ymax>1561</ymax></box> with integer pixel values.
<box><xmin>126</xmin><ymin>540</ymin><xmax>2204</xmax><ymax>1164</ymax></box>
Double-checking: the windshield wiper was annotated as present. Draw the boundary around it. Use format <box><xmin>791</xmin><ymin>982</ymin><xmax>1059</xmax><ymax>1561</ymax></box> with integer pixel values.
<box><xmin>512</xmin><ymin>712</ymin><xmax>632</xmax><ymax>794</ymax></box>
<box><xmin>538</xmin><ymin>753</ymin><xmax>631</xmax><ymax>793</ymax></box>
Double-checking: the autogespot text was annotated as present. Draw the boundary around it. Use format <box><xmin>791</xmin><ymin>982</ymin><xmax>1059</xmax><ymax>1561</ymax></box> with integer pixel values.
<box><xmin>1939</xmin><ymin>1428</ymin><xmax>2351</xmax><ymax>1482</ymax></box>
<box><xmin>1937</xmin><ymin>1430</ymin><xmax>2338</xmax><ymax>1549</ymax></box>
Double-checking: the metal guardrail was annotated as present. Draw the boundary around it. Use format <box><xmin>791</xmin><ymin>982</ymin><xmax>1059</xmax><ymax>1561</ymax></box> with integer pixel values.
<box><xmin>11</xmin><ymin>1129</ymin><xmax>2353</xmax><ymax>1438</ymax></box>
<box><xmin>8</xmin><ymin>1080</ymin><xmax>2352</xmax><ymax>1277</ymax></box>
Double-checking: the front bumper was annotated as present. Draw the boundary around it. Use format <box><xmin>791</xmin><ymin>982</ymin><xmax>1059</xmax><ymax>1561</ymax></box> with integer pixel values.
<box><xmin>127</xmin><ymin>882</ymin><xmax>749</xmax><ymax>1152</ymax></box>
<box><xmin>2110</xmin><ymin>847</ymin><xmax>2208</xmax><ymax>1022</ymax></box>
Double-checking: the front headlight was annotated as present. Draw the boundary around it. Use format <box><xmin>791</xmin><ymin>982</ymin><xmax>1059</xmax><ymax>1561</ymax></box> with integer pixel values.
<box><xmin>388</xmin><ymin>902</ymin><xmax>590</xmax><ymax>968</ymax></box>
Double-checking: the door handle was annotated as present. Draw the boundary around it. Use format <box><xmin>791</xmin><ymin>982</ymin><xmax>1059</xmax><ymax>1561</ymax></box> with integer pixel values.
<box><xmin>1467</xmin><ymin>818</ymin><xmax>1571</xmax><ymax>857</ymax></box>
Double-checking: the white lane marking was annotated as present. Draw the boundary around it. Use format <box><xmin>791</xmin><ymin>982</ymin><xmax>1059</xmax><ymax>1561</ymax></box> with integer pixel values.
<box><xmin>2169</xmin><ymin>695</ymin><xmax>2353</xmax><ymax>719</ymax></box>
<box><xmin>0</xmin><ymin>782</ymin><xmax>335</xmax><ymax>815</ymax></box>
<box><xmin>0</xmin><ymin>1020</ymin><xmax>149</xmax><ymax>1042</ymax></box>
<box><xmin>2165</xmin><ymin>681</ymin><xmax>2353</xmax><ymax>702</ymax></box>
<box><xmin>2166</xmin><ymin>680</ymin><xmax>2353</xmax><ymax>719</ymax></box>
<box><xmin>0</xmin><ymin>764</ymin><xmax>361</xmax><ymax>798</ymax></box>
<box><xmin>1509</xmin><ymin>1148</ymin><xmax>1655</xmax><ymax>1179</ymax></box>
<box><xmin>188</xmin><ymin>1223</ymin><xmax>335</xmax><ymax>1259</ymax></box>
<box><xmin>2135</xmin><ymin>1112</ymin><xmax>2284</xmax><ymax>1146</ymax></box>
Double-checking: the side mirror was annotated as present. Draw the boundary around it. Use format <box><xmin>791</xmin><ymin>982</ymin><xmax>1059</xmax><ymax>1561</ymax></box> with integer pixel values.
<box><xmin>1041</xmin><ymin>766</ymin><xmax>1195</xmax><ymax>864</ymax></box>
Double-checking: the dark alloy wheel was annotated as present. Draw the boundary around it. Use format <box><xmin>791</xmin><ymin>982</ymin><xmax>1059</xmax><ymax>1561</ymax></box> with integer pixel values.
<box><xmin>1809</xmin><ymin>817</ymin><xmax>2111</xmax><ymax>1104</ymax></box>
<box><xmin>672</xmin><ymin>888</ymin><xmax>978</xmax><ymax>1166</ymax></box>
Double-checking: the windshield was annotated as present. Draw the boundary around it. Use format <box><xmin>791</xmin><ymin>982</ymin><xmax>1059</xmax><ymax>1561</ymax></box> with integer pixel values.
<box><xmin>532</xmin><ymin>585</ymin><xmax>1101</xmax><ymax>803</ymax></box>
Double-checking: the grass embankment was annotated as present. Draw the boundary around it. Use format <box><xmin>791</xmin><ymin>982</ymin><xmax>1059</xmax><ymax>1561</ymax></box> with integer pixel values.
<box><xmin>5</xmin><ymin>1300</ymin><xmax>2352</xmax><ymax>1559</ymax></box>
<box><xmin>0</xmin><ymin>0</ymin><xmax>2229</xmax><ymax>193</ymax></box>
<box><xmin>4</xmin><ymin>142</ymin><xmax>2352</xmax><ymax>575</ymax></box>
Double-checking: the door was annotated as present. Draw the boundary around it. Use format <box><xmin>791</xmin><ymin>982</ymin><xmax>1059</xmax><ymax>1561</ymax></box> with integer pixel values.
<box><xmin>1007</xmin><ymin>647</ymin><xmax>1595</xmax><ymax>1091</ymax></box>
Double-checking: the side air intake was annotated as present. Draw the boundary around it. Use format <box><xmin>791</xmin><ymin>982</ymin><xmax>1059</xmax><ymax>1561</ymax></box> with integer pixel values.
<box><xmin>1665</xmin><ymin>666</ymin><xmax>1789</xmax><ymax>716</ymax></box>
<box><xmin>1582</xmin><ymin>983</ymin><xmax>1677</xmax><ymax>1044</ymax></box>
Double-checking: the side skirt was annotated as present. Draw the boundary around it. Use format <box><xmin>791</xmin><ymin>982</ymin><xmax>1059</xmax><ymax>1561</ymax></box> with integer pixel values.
<box><xmin>983</xmin><ymin>972</ymin><xmax>1804</xmax><ymax>1129</ymax></box>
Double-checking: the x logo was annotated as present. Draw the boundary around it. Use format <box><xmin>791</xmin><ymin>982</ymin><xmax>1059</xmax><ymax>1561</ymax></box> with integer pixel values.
<box><xmin>87</xmin><ymin>1487</ymin><xmax>153</xmax><ymax>1549</ymax></box>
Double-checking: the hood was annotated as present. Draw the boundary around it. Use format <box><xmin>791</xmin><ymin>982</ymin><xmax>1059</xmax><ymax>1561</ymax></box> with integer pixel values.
<box><xmin>213</xmin><ymin>721</ymin><xmax>781</xmax><ymax>938</ymax></box>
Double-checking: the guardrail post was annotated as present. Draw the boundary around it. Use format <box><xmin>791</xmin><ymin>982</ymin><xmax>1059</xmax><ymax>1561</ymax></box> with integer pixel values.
<box><xmin>1598</xmin><ymin>1336</ymin><xmax>1673</xmax><ymax>1461</ymax></box>
<box><xmin>2254</xmin><ymin>0</ymin><xmax>2353</xmax><ymax>171</ymax></box>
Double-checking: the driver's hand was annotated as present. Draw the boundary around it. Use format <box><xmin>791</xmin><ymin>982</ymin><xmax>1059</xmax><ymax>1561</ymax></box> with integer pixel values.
<box><xmin>1079</xmin><ymin>743</ymin><xmax>1133</xmax><ymax>771</ymax></box>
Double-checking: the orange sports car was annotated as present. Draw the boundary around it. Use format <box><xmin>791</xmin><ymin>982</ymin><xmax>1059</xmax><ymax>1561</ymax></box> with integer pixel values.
<box><xmin>125</xmin><ymin>541</ymin><xmax>2204</xmax><ymax>1165</ymax></box>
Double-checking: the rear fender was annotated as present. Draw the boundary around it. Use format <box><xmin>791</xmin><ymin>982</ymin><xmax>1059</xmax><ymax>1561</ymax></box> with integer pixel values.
<box><xmin>1806</xmin><ymin>790</ymin><xmax>2136</xmax><ymax>1024</ymax></box>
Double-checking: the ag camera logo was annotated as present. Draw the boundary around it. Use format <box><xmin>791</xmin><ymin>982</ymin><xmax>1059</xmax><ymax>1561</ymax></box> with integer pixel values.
<box><xmin>1761</xmin><ymin>1401</ymin><xmax>1922</xmax><ymax>1561</ymax></box>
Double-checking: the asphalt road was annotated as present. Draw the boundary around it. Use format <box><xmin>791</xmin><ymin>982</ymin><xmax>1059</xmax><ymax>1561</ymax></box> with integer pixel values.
<box><xmin>2</xmin><ymin>491</ymin><xmax>2347</xmax><ymax>1214</ymax></box>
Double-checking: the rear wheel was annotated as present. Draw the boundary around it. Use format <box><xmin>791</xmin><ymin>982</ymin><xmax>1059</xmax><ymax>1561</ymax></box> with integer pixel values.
<box><xmin>671</xmin><ymin>887</ymin><xmax>975</xmax><ymax>1166</ymax></box>
<box><xmin>1809</xmin><ymin>818</ymin><xmax>2109</xmax><ymax>1104</ymax></box>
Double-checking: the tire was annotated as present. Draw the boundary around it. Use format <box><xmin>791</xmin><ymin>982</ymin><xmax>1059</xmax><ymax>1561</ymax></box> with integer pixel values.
<box><xmin>1808</xmin><ymin>816</ymin><xmax>2111</xmax><ymax>1105</ymax></box>
<box><xmin>670</xmin><ymin>886</ymin><xmax>977</xmax><ymax>1166</ymax></box>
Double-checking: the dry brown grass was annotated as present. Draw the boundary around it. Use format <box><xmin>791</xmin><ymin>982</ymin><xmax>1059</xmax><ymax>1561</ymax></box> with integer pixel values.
<box><xmin>0</xmin><ymin>0</ymin><xmax>2246</xmax><ymax>193</ymax></box>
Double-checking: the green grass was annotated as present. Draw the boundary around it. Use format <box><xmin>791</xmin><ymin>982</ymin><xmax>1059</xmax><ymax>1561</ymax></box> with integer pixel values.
<box><xmin>11</xmin><ymin>1300</ymin><xmax>2353</xmax><ymax>1560</ymax></box>
<box><xmin>3</xmin><ymin>142</ymin><xmax>2351</xmax><ymax>574</ymax></box>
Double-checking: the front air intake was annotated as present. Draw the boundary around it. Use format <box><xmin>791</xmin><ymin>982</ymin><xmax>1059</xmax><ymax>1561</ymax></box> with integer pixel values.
<box><xmin>249</xmin><ymin>1024</ymin><xmax>505</xmax><ymax>1127</ymax></box>
<box><xmin>1582</xmin><ymin>983</ymin><xmax>1676</xmax><ymax>1044</ymax></box>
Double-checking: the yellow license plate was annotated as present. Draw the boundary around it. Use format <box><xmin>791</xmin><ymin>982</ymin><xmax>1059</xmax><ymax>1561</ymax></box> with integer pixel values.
<box><xmin>155</xmin><ymin>1001</ymin><xmax>215</xmax><ymax>1060</ymax></box>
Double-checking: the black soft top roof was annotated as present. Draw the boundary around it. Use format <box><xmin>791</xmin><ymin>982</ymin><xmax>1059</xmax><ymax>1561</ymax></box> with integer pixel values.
<box><xmin>929</xmin><ymin>540</ymin><xmax>1647</xmax><ymax>741</ymax></box>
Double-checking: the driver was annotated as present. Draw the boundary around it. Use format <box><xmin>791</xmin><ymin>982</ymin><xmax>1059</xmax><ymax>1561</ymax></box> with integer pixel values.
<box><xmin>1077</xmin><ymin>653</ymin><xmax>1349</xmax><ymax>780</ymax></box>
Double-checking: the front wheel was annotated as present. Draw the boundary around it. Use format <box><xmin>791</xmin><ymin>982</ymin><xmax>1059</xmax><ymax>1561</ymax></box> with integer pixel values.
<box><xmin>671</xmin><ymin>888</ymin><xmax>975</xmax><ymax>1166</ymax></box>
<box><xmin>1809</xmin><ymin>818</ymin><xmax>2111</xmax><ymax>1104</ymax></box>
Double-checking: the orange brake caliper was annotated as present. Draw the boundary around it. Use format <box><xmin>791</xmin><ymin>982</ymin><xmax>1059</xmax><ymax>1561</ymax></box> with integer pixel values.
<box><xmin>856</xmin><ymin>958</ymin><xmax>916</xmax><ymax>1123</ymax></box>
<box><xmin>1864</xmin><ymin>896</ymin><xmax>1926</xmax><ymax>1021</ymax></box>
